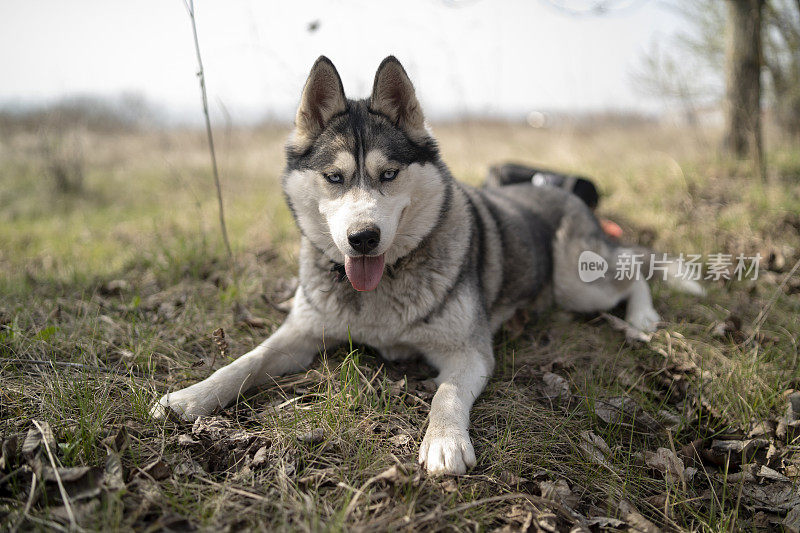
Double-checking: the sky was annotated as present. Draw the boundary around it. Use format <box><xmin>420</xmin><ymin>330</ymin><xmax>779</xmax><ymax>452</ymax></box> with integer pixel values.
<box><xmin>0</xmin><ymin>0</ymin><xmax>684</xmax><ymax>123</ymax></box>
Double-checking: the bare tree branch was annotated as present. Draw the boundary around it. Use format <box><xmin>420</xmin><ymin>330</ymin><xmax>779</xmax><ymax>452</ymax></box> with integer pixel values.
<box><xmin>182</xmin><ymin>0</ymin><xmax>234</xmax><ymax>261</ymax></box>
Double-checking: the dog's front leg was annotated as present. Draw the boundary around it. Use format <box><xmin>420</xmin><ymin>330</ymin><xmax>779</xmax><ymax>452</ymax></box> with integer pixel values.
<box><xmin>151</xmin><ymin>295</ymin><xmax>325</xmax><ymax>421</ymax></box>
<box><xmin>418</xmin><ymin>343</ymin><xmax>494</xmax><ymax>475</ymax></box>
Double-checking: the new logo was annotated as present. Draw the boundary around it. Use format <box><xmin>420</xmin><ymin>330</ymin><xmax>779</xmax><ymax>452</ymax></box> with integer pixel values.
<box><xmin>578</xmin><ymin>250</ymin><xmax>608</xmax><ymax>282</ymax></box>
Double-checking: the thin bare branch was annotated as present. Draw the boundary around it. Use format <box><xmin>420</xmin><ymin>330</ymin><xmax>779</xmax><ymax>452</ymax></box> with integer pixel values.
<box><xmin>182</xmin><ymin>0</ymin><xmax>233</xmax><ymax>261</ymax></box>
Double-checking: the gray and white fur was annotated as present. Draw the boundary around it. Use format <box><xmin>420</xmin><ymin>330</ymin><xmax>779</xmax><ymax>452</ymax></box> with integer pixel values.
<box><xmin>152</xmin><ymin>56</ymin><xmax>702</xmax><ymax>475</ymax></box>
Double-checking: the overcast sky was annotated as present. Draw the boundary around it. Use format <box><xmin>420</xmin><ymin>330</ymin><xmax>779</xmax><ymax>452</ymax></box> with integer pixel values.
<box><xmin>0</xmin><ymin>0</ymin><xmax>683</xmax><ymax>123</ymax></box>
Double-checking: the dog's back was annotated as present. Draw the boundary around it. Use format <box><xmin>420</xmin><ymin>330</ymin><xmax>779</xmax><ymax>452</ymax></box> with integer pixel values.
<box><xmin>457</xmin><ymin>182</ymin><xmax>607</xmax><ymax>329</ymax></box>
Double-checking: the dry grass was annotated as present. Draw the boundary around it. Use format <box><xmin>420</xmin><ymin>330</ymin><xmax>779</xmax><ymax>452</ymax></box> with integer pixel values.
<box><xmin>1</xmin><ymin>120</ymin><xmax>800</xmax><ymax>531</ymax></box>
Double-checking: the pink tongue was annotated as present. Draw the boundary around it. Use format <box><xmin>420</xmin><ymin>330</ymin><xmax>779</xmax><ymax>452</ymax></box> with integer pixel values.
<box><xmin>344</xmin><ymin>254</ymin><xmax>385</xmax><ymax>291</ymax></box>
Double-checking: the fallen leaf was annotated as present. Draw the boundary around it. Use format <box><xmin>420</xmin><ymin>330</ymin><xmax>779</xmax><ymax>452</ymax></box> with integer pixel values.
<box><xmin>298</xmin><ymin>428</ymin><xmax>326</xmax><ymax>444</ymax></box>
<box><xmin>192</xmin><ymin>416</ymin><xmax>232</xmax><ymax>440</ymax></box>
<box><xmin>645</xmin><ymin>492</ymin><xmax>668</xmax><ymax>509</ymax></box>
<box><xmin>50</xmin><ymin>499</ymin><xmax>100</xmax><ymax>527</ymax></box>
<box><xmin>709</xmin><ymin>438</ymin><xmax>768</xmax><ymax>465</ymax></box>
<box><xmin>503</xmin><ymin>504</ymin><xmax>534</xmax><ymax>532</ymax></box>
<box><xmin>388</xmin><ymin>378</ymin><xmax>406</xmax><ymax>397</ymax></box>
<box><xmin>232</xmin><ymin>463</ymin><xmax>253</xmax><ymax>483</ymax></box>
<box><xmin>252</xmin><ymin>446</ymin><xmax>268</xmax><ymax>468</ymax></box>
<box><xmin>388</xmin><ymin>434</ymin><xmax>411</xmax><ymax>447</ymax></box>
<box><xmin>593</xmin><ymin>397</ymin><xmax>660</xmax><ymax>433</ymax></box>
<box><xmin>103</xmin><ymin>451</ymin><xmax>125</xmax><ymax>491</ymax></box>
<box><xmin>757</xmin><ymin>465</ymin><xmax>790</xmax><ymax>483</ymax></box>
<box><xmin>783</xmin><ymin>505</ymin><xmax>800</xmax><ymax>533</ymax></box>
<box><xmin>766</xmin><ymin>441</ymin><xmax>781</xmax><ymax>464</ymax></box>
<box><xmin>141</xmin><ymin>459</ymin><xmax>170</xmax><ymax>481</ymax></box>
<box><xmin>177</xmin><ymin>434</ymin><xmax>199</xmax><ymax>446</ymax></box>
<box><xmin>777</xmin><ymin>391</ymin><xmax>800</xmax><ymax>441</ymax></box>
<box><xmin>499</xmin><ymin>470</ymin><xmax>528</xmax><ymax>487</ymax></box>
<box><xmin>578</xmin><ymin>430</ymin><xmax>619</xmax><ymax>473</ymax></box>
<box><xmin>542</xmin><ymin>372</ymin><xmax>571</xmax><ymax>403</ymax></box>
<box><xmin>656</xmin><ymin>410</ymin><xmax>682</xmax><ymax>431</ymax></box>
<box><xmin>173</xmin><ymin>457</ymin><xmax>204</xmax><ymax>477</ymax></box>
<box><xmin>211</xmin><ymin>327</ymin><xmax>228</xmax><ymax>366</ymax></box>
<box><xmin>645</xmin><ymin>447</ymin><xmax>685</xmax><ymax>485</ymax></box>
<box><xmin>42</xmin><ymin>465</ymin><xmax>92</xmax><ymax>483</ymax></box>
<box><xmin>740</xmin><ymin>481</ymin><xmax>800</xmax><ymax>513</ymax></box>
<box><xmin>102</xmin><ymin>427</ymin><xmax>129</xmax><ymax>453</ymax></box>
<box><xmin>22</xmin><ymin>420</ymin><xmax>56</xmax><ymax>461</ymax></box>
<box><xmin>373</xmin><ymin>464</ymin><xmax>415</xmax><ymax>485</ymax></box>
<box><xmin>587</xmin><ymin>516</ymin><xmax>626</xmax><ymax>529</ymax></box>
<box><xmin>440</xmin><ymin>477</ymin><xmax>458</xmax><ymax>492</ymax></box>
<box><xmin>726</xmin><ymin>464</ymin><xmax>757</xmax><ymax>483</ymax></box>
<box><xmin>42</xmin><ymin>465</ymin><xmax>102</xmax><ymax>501</ymax></box>
<box><xmin>534</xmin><ymin>510</ymin><xmax>558</xmax><ymax>533</ymax></box>
<box><xmin>747</xmin><ymin>420</ymin><xmax>775</xmax><ymax>438</ymax></box>
<box><xmin>539</xmin><ymin>479</ymin><xmax>578</xmax><ymax>509</ymax></box>
<box><xmin>752</xmin><ymin>510</ymin><xmax>784</xmax><ymax>529</ymax></box>
<box><xmin>617</xmin><ymin>499</ymin><xmax>659</xmax><ymax>533</ymax></box>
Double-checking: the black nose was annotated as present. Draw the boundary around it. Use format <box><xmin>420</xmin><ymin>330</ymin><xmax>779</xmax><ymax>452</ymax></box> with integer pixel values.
<box><xmin>348</xmin><ymin>227</ymin><xmax>381</xmax><ymax>254</ymax></box>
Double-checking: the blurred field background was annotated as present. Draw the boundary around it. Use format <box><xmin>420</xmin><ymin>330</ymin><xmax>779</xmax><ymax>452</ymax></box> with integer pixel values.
<box><xmin>2</xmin><ymin>0</ymin><xmax>800</xmax><ymax>531</ymax></box>
<box><xmin>3</xmin><ymin>113</ymin><xmax>798</xmax><ymax>292</ymax></box>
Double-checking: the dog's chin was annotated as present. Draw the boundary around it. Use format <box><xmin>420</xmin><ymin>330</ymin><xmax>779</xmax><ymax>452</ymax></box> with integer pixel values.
<box><xmin>344</xmin><ymin>253</ymin><xmax>386</xmax><ymax>291</ymax></box>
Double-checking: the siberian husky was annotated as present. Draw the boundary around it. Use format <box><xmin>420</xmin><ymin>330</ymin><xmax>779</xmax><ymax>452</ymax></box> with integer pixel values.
<box><xmin>152</xmin><ymin>56</ymin><xmax>702</xmax><ymax>475</ymax></box>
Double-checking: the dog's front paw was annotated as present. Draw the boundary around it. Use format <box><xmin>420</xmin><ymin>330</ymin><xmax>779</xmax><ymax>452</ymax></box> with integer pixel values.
<box><xmin>418</xmin><ymin>426</ymin><xmax>476</xmax><ymax>475</ymax></box>
<box><xmin>626</xmin><ymin>306</ymin><xmax>660</xmax><ymax>333</ymax></box>
<box><xmin>150</xmin><ymin>385</ymin><xmax>219</xmax><ymax>422</ymax></box>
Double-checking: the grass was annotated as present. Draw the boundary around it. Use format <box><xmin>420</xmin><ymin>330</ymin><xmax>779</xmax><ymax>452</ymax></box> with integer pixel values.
<box><xmin>1</xmin><ymin>119</ymin><xmax>800</xmax><ymax>531</ymax></box>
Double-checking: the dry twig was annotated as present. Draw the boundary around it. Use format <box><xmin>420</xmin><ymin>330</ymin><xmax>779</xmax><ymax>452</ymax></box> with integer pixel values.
<box><xmin>182</xmin><ymin>0</ymin><xmax>233</xmax><ymax>261</ymax></box>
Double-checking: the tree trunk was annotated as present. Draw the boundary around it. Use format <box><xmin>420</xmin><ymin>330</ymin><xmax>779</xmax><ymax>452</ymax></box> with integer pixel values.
<box><xmin>723</xmin><ymin>0</ymin><xmax>765</xmax><ymax>178</ymax></box>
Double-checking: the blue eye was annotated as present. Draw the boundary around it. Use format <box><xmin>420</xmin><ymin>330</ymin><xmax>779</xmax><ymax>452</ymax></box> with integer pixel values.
<box><xmin>381</xmin><ymin>169</ymin><xmax>398</xmax><ymax>182</ymax></box>
<box><xmin>325</xmin><ymin>172</ymin><xmax>343</xmax><ymax>184</ymax></box>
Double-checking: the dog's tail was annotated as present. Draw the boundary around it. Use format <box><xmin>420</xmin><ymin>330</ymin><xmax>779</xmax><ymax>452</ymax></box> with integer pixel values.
<box><xmin>624</xmin><ymin>246</ymin><xmax>706</xmax><ymax>296</ymax></box>
<box><xmin>663</xmin><ymin>260</ymin><xmax>706</xmax><ymax>296</ymax></box>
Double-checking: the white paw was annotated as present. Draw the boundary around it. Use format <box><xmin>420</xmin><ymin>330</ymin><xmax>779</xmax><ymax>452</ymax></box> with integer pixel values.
<box><xmin>150</xmin><ymin>385</ymin><xmax>220</xmax><ymax>422</ymax></box>
<box><xmin>626</xmin><ymin>306</ymin><xmax>661</xmax><ymax>333</ymax></box>
<box><xmin>418</xmin><ymin>426</ymin><xmax>476</xmax><ymax>475</ymax></box>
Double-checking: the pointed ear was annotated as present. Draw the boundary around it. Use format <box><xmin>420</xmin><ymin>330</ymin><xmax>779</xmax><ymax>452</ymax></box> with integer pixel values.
<box><xmin>293</xmin><ymin>56</ymin><xmax>347</xmax><ymax>148</ymax></box>
<box><xmin>369</xmin><ymin>56</ymin><xmax>426</xmax><ymax>140</ymax></box>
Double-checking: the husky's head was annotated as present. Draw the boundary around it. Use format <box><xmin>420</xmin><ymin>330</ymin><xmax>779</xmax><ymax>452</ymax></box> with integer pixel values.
<box><xmin>283</xmin><ymin>56</ymin><xmax>449</xmax><ymax>292</ymax></box>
